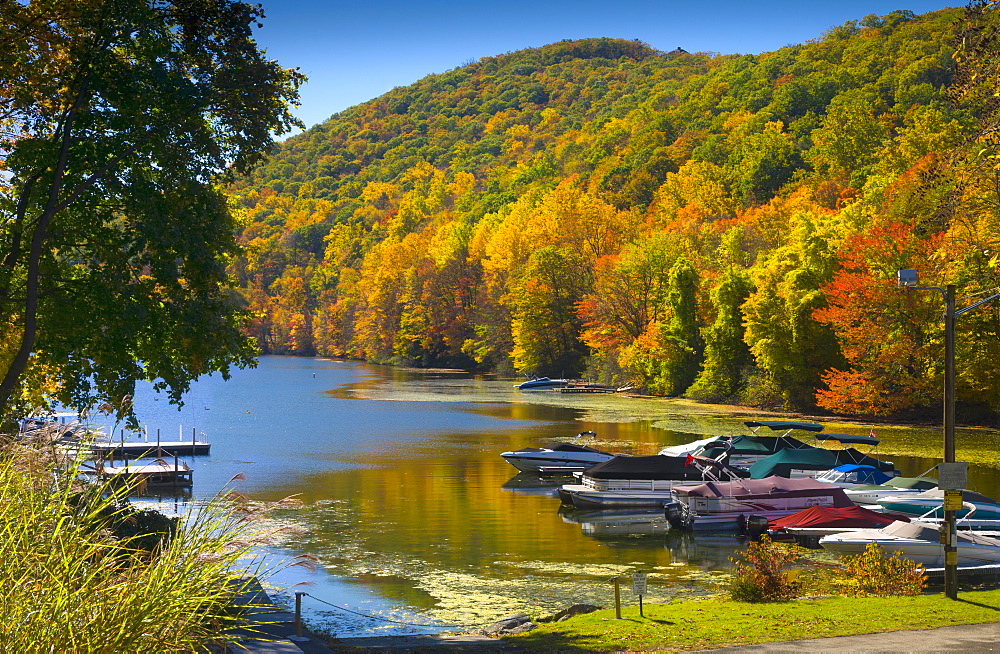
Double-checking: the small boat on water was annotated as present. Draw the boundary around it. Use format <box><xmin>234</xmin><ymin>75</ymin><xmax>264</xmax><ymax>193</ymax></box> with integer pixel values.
<box><xmin>876</xmin><ymin>489</ymin><xmax>1000</xmax><ymax>520</ymax></box>
<box><xmin>665</xmin><ymin>476</ymin><xmax>855</xmax><ymax>532</ymax></box>
<box><xmin>843</xmin><ymin>475</ymin><xmax>938</xmax><ymax>505</ymax></box>
<box><xmin>558</xmin><ymin>454</ymin><xmax>746</xmax><ymax>509</ymax></box>
<box><xmin>748</xmin><ymin>448</ymin><xmax>898</xmax><ymax>480</ymax></box>
<box><xmin>515</xmin><ymin>375</ymin><xmax>568</xmax><ymax>390</ymax></box>
<box><xmin>765</xmin><ymin>504</ymin><xmax>910</xmax><ymax>547</ymax></box>
<box><xmin>815</xmin><ymin>464</ymin><xmax>895</xmax><ymax>488</ymax></box>
<box><xmin>500</xmin><ymin>431</ymin><xmax>614</xmax><ymax>472</ymax></box>
<box><xmin>694</xmin><ymin>420</ymin><xmax>823</xmax><ymax>468</ymax></box>
<box><xmin>819</xmin><ymin>520</ymin><xmax>1000</xmax><ymax>566</ymax></box>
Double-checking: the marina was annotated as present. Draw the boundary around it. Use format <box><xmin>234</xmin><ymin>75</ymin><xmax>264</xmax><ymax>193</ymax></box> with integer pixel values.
<box><xmin>108</xmin><ymin>356</ymin><xmax>1000</xmax><ymax>638</ymax></box>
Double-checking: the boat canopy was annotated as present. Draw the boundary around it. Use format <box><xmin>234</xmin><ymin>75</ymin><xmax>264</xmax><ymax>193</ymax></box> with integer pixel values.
<box><xmin>815</xmin><ymin>433</ymin><xmax>880</xmax><ymax>446</ymax></box>
<box><xmin>672</xmin><ymin>476</ymin><xmax>854</xmax><ymax>506</ymax></box>
<box><xmin>749</xmin><ymin>447</ymin><xmax>895</xmax><ymax>478</ymax></box>
<box><xmin>699</xmin><ymin>434</ymin><xmax>812</xmax><ymax>459</ymax></box>
<box><xmin>826</xmin><ymin>464</ymin><xmax>893</xmax><ymax>485</ymax></box>
<box><xmin>769</xmin><ymin>505</ymin><xmax>908</xmax><ymax>530</ymax></box>
<box><xmin>582</xmin><ymin>455</ymin><xmax>745</xmax><ymax>481</ymax></box>
<box><xmin>744</xmin><ymin>420</ymin><xmax>826</xmax><ymax>432</ymax></box>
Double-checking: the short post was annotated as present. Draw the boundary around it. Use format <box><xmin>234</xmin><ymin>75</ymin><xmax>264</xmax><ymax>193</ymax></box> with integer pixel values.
<box><xmin>613</xmin><ymin>577</ymin><xmax>622</xmax><ymax>619</ymax></box>
<box><xmin>289</xmin><ymin>592</ymin><xmax>310</xmax><ymax>642</ymax></box>
<box><xmin>157</xmin><ymin>428</ymin><xmax>161</xmax><ymax>458</ymax></box>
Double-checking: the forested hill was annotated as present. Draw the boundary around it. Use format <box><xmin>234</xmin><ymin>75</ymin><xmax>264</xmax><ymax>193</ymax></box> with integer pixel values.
<box><xmin>230</xmin><ymin>7</ymin><xmax>1000</xmax><ymax>420</ymax></box>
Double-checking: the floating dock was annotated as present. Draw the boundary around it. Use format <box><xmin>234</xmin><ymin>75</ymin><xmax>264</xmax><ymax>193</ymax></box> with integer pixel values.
<box><xmin>90</xmin><ymin>440</ymin><xmax>210</xmax><ymax>457</ymax></box>
<box><xmin>100</xmin><ymin>457</ymin><xmax>193</xmax><ymax>488</ymax></box>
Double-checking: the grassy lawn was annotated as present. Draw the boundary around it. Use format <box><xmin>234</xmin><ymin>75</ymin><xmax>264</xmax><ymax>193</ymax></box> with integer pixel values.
<box><xmin>503</xmin><ymin>590</ymin><xmax>1000</xmax><ymax>651</ymax></box>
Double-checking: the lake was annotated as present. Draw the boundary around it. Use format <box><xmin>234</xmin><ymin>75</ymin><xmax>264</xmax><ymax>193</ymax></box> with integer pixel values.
<box><xmin>115</xmin><ymin>356</ymin><xmax>1000</xmax><ymax>638</ymax></box>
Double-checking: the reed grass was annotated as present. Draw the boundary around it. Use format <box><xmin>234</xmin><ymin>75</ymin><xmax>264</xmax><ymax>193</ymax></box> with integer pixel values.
<box><xmin>0</xmin><ymin>433</ymin><xmax>278</xmax><ymax>651</ymax></box>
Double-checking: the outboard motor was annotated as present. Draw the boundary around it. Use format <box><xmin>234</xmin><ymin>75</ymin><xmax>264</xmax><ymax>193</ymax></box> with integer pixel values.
<box><xmin>664</xmin><ymin>501</ymin><xmax>687</xmax><ymax>530</ymax></box>
<box><xmin>745</xmin><ymin>514</ymin><xmax>769</xmax><ymax>540</ymax></box>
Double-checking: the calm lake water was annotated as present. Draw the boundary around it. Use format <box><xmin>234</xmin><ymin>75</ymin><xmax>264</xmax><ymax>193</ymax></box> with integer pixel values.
<box><xmin>115</xmin><ymin>356</ymin><xmax>1000</xmax><ymax>638</ymax></box>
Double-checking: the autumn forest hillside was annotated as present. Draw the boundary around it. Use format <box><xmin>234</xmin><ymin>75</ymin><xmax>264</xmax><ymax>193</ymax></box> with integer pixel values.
<box><xmin>230</xmin><ymin>6</ymin><xmax>1000</xmax><ymax>421</ymax></box>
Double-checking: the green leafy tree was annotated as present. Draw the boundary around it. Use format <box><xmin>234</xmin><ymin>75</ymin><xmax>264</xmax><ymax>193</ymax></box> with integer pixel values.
<box><xmin>0</xmin><ymin>0</ymin><xmax>303</xmax><ymax>422</ymax></box>
<box><xmin>686</xmin><ymin>269</ymin><xmax>753</xmax><ymax>401</ymax></box>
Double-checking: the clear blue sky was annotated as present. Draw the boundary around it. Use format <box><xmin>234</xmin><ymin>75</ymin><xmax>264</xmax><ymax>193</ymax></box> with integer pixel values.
<box><xmin>254</xmin><ymin>1</ymin><xmax>954</xmax><ymax>133</ymax></box>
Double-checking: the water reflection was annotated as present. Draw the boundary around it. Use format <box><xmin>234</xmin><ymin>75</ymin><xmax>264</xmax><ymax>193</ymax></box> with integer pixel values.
<box><xmin>121</xmin><ymin>356</ymin><xmax>999</xmax><ymax>638</ymax></box>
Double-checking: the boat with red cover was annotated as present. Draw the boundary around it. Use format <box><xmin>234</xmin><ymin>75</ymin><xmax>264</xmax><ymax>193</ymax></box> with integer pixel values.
<box><xmin>765</xmin><ymin>504</ymin><xmax>910</xmax><ymax>547</ymax></box>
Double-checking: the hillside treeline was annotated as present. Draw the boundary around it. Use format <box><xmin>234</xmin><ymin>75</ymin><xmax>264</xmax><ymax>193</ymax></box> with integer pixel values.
<box><xmin>230</xmin><ymin>6</ymin><xmax>1000</xmax><ymax>420</ymax></box>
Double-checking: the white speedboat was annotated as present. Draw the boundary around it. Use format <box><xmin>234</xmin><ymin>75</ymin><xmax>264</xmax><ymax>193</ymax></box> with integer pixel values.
<box><xmin>665</xmin><ymin>476</ymin><xmax>855</xmax><ymax>532</ymax></box>
<box><xmin>843</xmin><ymin>475</ymin><xmax>938</xmax><ymax>505</ymax></box>
<box><xmin>819</xmin><ymin>520</ymin><xmax>1000</xmax><ymax>565</ymax></box>
<box><xmin>557</xmin><ymin>454</ymin><xmax>745</xmax><ymax>509</ymax></box>
<box><xmin>500</xmin><ymin>431</ymin><xmax>614</xmax><ymax>472</ymax></box>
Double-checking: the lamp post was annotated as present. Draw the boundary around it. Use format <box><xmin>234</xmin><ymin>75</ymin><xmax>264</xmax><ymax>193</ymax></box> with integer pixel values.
<box><xmin>897</xmin><ymin>269</ymin><xmax>1000</xmax><ymax>600</ymax></box>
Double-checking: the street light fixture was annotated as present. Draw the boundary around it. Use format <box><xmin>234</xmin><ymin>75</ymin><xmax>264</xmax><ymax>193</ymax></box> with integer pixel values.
<box><xmin>896</xmin><ymin>269</ymin><xmax>1000</xmax><ymax>600</ymax></box>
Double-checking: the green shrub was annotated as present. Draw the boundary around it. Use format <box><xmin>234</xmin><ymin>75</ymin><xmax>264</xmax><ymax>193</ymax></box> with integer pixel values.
<box><xmin>728</xmin><ymin>535</ymin><xmax>802</xmax><ymax>602</ymax></box>
<box><xmin>835</xmin><ymin>542</ymin><xmax>926</xmax><ymax>597</ymax></box>
<box><xmin>0</xmin><ymin>435</ymin><xmax>277</xmax><ymax>650</ymax></box>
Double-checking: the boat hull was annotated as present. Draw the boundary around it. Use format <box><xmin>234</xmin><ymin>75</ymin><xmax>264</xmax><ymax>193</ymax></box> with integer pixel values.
<box><xmin>500</xmin><ymin>452</ymin><xmax>613</xmax><ymax>473</ymax></box>
<box><xmin>820</xmin><ymin>531</ymin><xmax>1000</xmax><ymax>566</ymax></box>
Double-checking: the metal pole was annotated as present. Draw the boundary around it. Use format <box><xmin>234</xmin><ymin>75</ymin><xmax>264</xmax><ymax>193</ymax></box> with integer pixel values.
<box><xmin>943</xmin><ymin>285</ymin><xmax>958</xmax><ymax>600</ymax></box>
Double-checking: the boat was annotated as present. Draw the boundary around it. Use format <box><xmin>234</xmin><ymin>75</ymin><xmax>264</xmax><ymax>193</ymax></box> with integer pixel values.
<box><xmin>500</xmin><ymin>431</ymin><xmax>614</xmax><ymax>472</ymax></box>
<box><xmin>765</xmin><ymin>504</ymin><xmax>910</xmax><ymax>547</ymax></box>
<box><xmin>748</xmin><ymin>446</ymin><xmax>897</xmax><ymax>479</ymax></box>
<box><xmin>843</xmin><ymin>475</ymin><xmax>938</xmax><ymax>505</ymax></box>
<box><xmin>515</xmin><ymin>375</ymin><xmax>568</xmax><ymax>390</ymax></box>
<box><xmin>557</xmin><ymin>454</ymin><xmax>747</xmax><ymax>509</ymax></box>
<box><xmin>819</xmin><ymin>520</ymin><xmax>1000</xmax><ymax>566</ymax></box>
<box><xmin>658</xmin><ymin>435</ymin><xmax>726</xmax><ymax>457</ymax></box>
<box><xmin>693</xmin><ymin>420</ymin><xmax>824</xmax><ymax>468</ymax></box>
<box><xmin>876</xmin><ymin>489</ymin><xmax>1000</xmax><ymax>520</ymax></box>
<box><xmin>664</xmin><ymin>476</ymin><xmax>856</xmax><ymax>532</ymax></box>
<box><xmin>815</xmin><ymin>464</ymin><xmax>895</xmax><ymax>487</ymax></box>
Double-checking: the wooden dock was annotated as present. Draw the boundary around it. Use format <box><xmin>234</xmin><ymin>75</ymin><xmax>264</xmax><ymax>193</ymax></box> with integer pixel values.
<box><xmin>90</xmin><ymin>440</ymin><xmax>211</xmax><ymax>457</ymax></box>
<box><xmin>100</xmin><ymin>457</ymin><xmax>193</xmax><ymax>489</ymax></box>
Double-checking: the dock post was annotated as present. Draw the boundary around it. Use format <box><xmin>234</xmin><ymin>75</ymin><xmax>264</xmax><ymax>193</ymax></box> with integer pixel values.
<box><xmin>157</xmin><ymin>429</ymin><xmax>161</xmax><ymax>458</ymax></box>
<box><xmin>614</xmin><ymin>577</ymin><xmax>622</xmax><ymax>619</ymax></box>
<box><xmin>174</xmin><ymin>454</ymin><xmax>179</xmax><ymax>490</ymax></box>
<box><xmin>294</xmin><ymin>592</ymin><xmax>305</xmax><ymax>639</ymax></box>
<box><xmin>192</xmin><ymin>427</ymin><xmax>196</xmax><ymax>449</ymax></box>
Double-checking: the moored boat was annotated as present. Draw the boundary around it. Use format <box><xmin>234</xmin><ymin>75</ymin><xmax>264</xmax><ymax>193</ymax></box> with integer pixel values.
<box><xmin>748</xmin><ymin>448</ymin><xmax>898</xmax><ymax>480</ymax></box>
<box><xmin>876</xmin><ymin>489</ymin><xmax>1000</xmax><ymax>520</ymax></box>
<box><xmin>558</xmin><ymin>454</ymin><xmax>746</xmax><ymax>509</ymax></box>
<box><xmin>819</xmin><ymin>520</ymin><xmax>1000</xmax><ymax>566</ymax></box>
<box><xmin>765</xmin><ymin>504</ymin><xmax>909</xmax><ymax>547</ymax></box>
<box><xmin>515</xmin><ymin>375</ymin><xmax>568</xmax><ymax>390</ymax></box>
<box><xmin>665</xmin><ymin>476</ymin><xmax>855</xmax><ymax>532</ymax></box>
<box><xmin>814</xmin><ymin>464</ymin><xmax>894</xmax><ymax>487</ymax></box>
<box><xmin>694</xmin><ymin>420</ymin><xmax>823</xmax><ymax>468</ymax></box>
<box><xmin>843</xmin><ymin>475</ymin><xmax>938</xmax><ymax>505</ymax></box>
<box><xmin>500</xmin><ymin>431</ymin><xmax>614</xmax><ymax>472</ymax></box>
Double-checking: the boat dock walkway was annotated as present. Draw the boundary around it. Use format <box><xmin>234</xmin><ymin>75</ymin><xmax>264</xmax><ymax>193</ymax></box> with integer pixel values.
<box><xmin>100</xmin><ymin>458</ymin><xmax>193</xmax><ymax>488</ymax></box>
<box><xmin>90</xmin><ymin>440</ymin><xmax>210</xmax><ymax>457</ymax></box>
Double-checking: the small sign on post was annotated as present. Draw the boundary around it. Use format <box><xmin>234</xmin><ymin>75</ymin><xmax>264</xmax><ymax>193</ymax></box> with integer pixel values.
<box><xmin>632</xmin><ymin>572</ymin><xmax>647</xmax><ymax>617</ymax></box>
<box><xmin>938</xmin><ymin>462</ymin><xmax>968</xmax><ymax>491</ymax></box>
<box><xmin>943</xmin><ymin>489</ymin><xmax>964</xmax><ymax>512</ymax></box>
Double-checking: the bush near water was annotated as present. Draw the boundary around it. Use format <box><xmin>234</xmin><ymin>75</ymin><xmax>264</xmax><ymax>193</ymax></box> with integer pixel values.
<box><xmin>0</xmin><ymin>433</ymin><xmax>276</xmax><ymax>650</ymax></box>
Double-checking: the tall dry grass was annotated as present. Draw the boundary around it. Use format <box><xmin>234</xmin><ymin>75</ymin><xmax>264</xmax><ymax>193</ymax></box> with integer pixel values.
<box><xmin>0</xmin><ymin>433</ymin><xmax>278</xmax><ymax>650</ymax></box>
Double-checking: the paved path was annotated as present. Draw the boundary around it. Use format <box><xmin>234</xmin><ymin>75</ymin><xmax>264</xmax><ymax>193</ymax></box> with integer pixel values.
<box><xmin>695</xmin><ymin>621</ymin><xmax>999</xmax><ymax>653</ymax></box>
